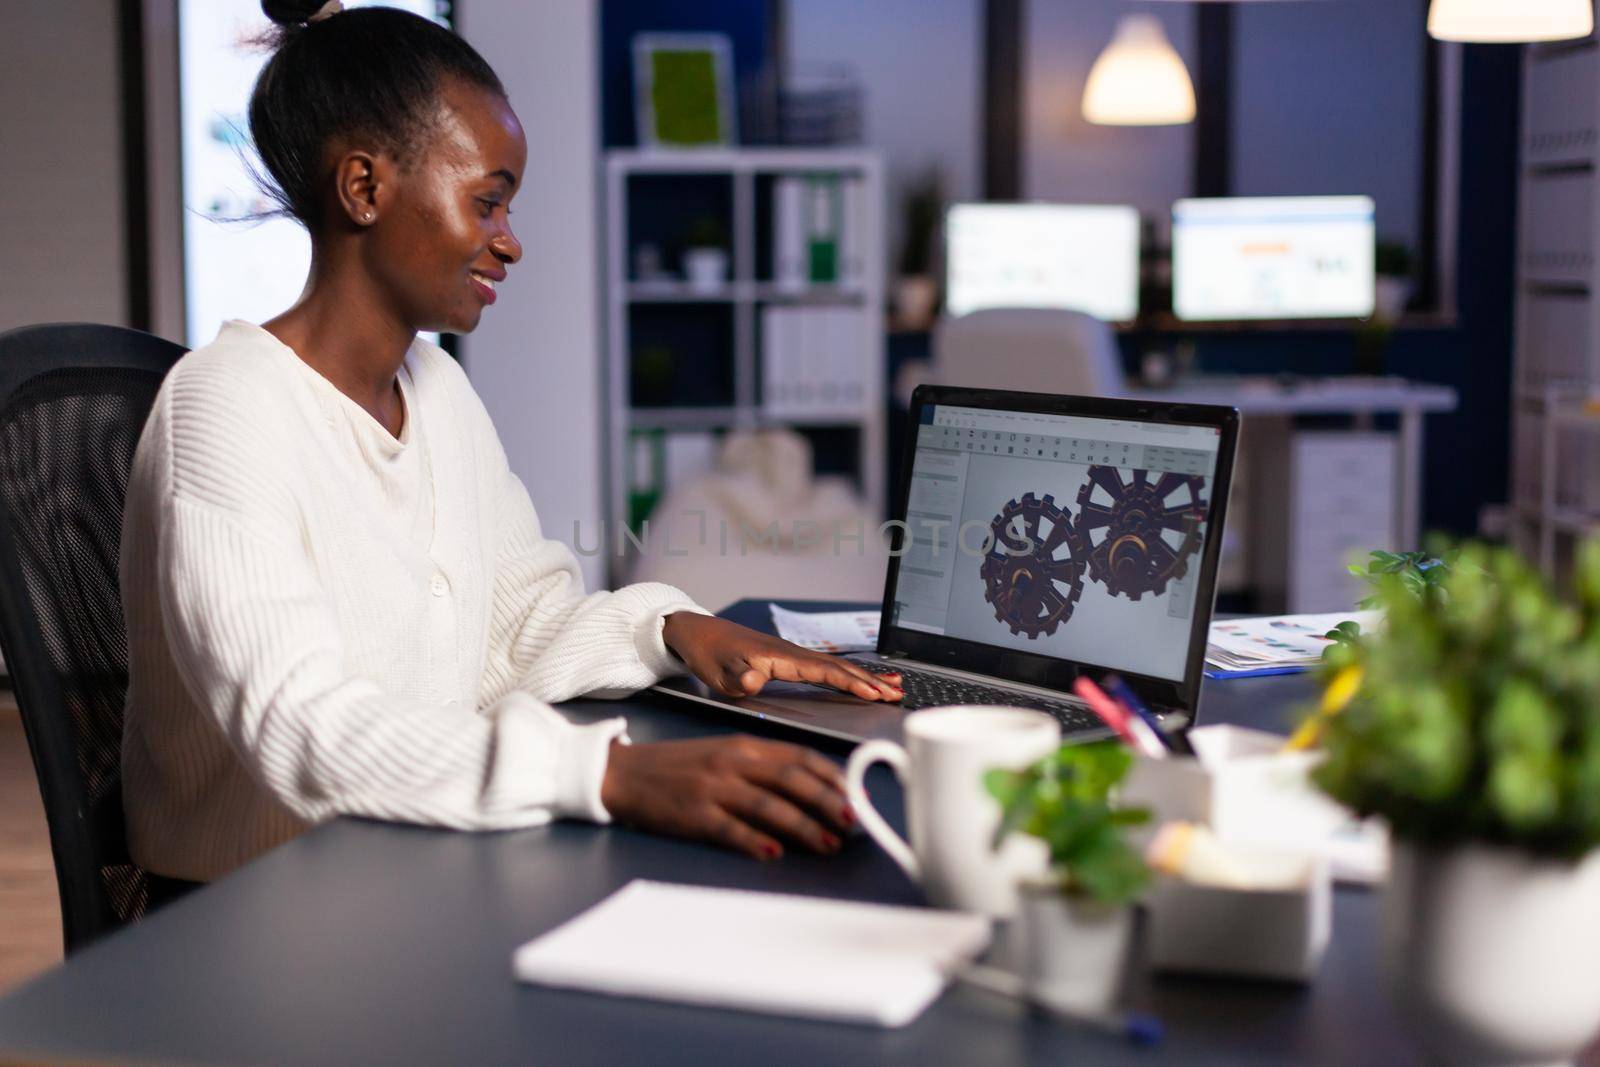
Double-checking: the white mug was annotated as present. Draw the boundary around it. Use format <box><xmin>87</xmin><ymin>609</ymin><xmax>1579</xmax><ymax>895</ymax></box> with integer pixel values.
<box><xmin>845</xmin><ymin>706</ymin><xmax>1061</xmax><ymax>917</ymax></box>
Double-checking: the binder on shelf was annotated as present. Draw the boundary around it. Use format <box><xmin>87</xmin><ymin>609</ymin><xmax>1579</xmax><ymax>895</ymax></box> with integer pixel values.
<box><xmin>628</xmin><ymin>429</ymin><xmax>665</xmax><ymax>532</ymax></box>
<box><xmin>805</xmin><ymin>175</ymin><xmax>842</xmax><ymax>285</ymax></box>
<box><xmin>665</xmin><ymin>431</ymin><xmax>718</xmax><ymax>493</ymax></box>
<box><xmin>774</xmin><ymin>178</ymin><xmax>807</xmax><ymax>292</ymax></box>
<box><xmin>761</xmin><ymin>305</ymin><xmax>869</xmax><ymax>420</ymax></box>
<box><xmin>840</xmin><ymin>178</ymin><xmax>866</xmax><ymax>287</ymax></box>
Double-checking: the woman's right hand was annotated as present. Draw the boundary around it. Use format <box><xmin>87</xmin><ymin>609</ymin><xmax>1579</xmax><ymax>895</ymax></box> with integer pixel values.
<box><xmin>599</xmin><ymin>736</ymin><xmax>854</xmax><ymax>860</ymax></box>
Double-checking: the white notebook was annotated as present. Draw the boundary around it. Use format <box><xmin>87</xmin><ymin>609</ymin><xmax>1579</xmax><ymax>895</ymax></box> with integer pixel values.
<box><xmin>511</xmin><ymin>880</ymin><xmax>992</xmax><ymax>1028</ymax></box>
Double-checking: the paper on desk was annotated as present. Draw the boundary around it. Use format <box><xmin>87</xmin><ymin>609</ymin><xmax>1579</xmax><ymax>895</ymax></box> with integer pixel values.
<box><xmin>770</xmin><ymin>605</ymin><xmax>880</xmax><ymax>653</ymax></box>
<box><xmin>512</xmin><ymin>880</ymin><xmax>992</xmax><ymax>1027</ymax></box>
<box><xmin>1206</xmin><ymin>611</ymin><xmax>1381</xmax><ymax>674</ymax></box>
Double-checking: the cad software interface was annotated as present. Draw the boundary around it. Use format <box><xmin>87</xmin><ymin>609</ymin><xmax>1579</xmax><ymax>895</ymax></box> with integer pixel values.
<box><xmin>1172</xmin><ymin>195</ymin><xmax>1376</xmax><ymax>322</ymax></box>
<box><xmin>890</xmin><ymin>404</ymin><xmax>1222</xmax><ymax>682</ymax></box>
<box><xmin>945</xmin><ymin>203</ymin><xmax>1142</xmax><ymax>322</ymax></box>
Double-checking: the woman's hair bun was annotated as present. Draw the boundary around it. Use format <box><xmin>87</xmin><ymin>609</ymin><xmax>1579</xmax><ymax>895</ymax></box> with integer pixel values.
<box><xmin>261</xmin><ymin>0</ymin><xmax>330</xmax><ymax>28</ymax></box>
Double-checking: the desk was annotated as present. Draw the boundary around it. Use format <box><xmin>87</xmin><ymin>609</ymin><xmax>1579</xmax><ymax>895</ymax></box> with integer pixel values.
<box><xmin>1136</xmin><ymin>377</ymin><xmax>1458</xmax><ymax>612</ymax></box>
<box><xmin>0</xmin><ymin>601</ymin><xmax>1418</xmax><ymax>1066</ymax></box>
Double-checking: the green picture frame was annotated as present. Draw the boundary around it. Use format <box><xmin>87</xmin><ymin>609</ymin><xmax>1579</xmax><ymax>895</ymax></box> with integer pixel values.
<box><xmin>632</xmin><ymin>33</ymin><xmax>737</xmax><ymax>148</ymax></box>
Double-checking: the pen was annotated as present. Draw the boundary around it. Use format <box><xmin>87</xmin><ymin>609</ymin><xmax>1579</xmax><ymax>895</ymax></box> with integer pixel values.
<box><xmin>1072</xmin><ymin>677</ymin><xmax>1165</xmax><ymax>758</ymax></box>
<box><xmin>1283</xmin><ymin>664</ymin><xmax>1365</xmax><ymax>752</ymax></box>
<box><xmin>1104</xmin><ymin>675</ymin><xmax>1175</xmax><ymax>753</ymax></box>
<box><xmin>954</xmin><ymin>964</ymin><xmax>1164</xmax><ymax>1046</ymax></box>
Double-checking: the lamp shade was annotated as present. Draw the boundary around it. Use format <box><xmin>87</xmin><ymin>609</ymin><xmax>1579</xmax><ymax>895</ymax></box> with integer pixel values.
<box><xmin>1427</xmin><ymin>0</ymin><xmax>1593</xmax><ymax>42</ymax></box>
<box><xmin>1083</xmin><ymin>15</ymin><xmax>1196</xmax><ymax>127</ymax></box>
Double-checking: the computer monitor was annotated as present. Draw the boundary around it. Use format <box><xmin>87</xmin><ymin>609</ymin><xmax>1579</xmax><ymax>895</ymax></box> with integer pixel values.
<box><xmin>1171</xmin><ymin>196</ymin><xmax>1377</xmax><ymax>322</ymax></box>
<box><xmin>945</xmin><ymin>203</ymin><xmax>1142</xmax><ymax>323</ymax></box>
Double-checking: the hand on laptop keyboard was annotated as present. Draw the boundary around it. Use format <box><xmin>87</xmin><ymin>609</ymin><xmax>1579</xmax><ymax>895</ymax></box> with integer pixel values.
<box><xmin>662</xmin><ymin>613</ymin><xmax>905</xmax><ymax>702</ymax></box>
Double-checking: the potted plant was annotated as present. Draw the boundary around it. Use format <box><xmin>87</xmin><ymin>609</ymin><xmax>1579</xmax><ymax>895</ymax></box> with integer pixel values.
<box><xmin>1313</xmin><ymin>538</ymin><xmax>1600</xmax><ymax>1066</ymax></box>
<box><xmin>682</xmin><ymin>215</ymin><xmax>730</xmax><ymax>293</ymax></box>
<box><xmin>893</xmin><ymin>167</ymin><xmax>944</xmax><ymax>331</ymax></box>
<box><xmin>1373</xmin><ymin>239</ymin><xmax>1414</xmax><ymax>321</ymax></box>
<box><xmin>986</xmin><ymin>741</ymin><xmax>1151</xmax><ymax>1014</ymax></box>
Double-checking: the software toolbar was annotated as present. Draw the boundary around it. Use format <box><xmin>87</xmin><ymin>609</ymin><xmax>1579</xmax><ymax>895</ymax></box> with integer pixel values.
<box><xmin>918</xmin><ymin>424</ymin><xmax>1213</xmax><ymax>477</ymax></box>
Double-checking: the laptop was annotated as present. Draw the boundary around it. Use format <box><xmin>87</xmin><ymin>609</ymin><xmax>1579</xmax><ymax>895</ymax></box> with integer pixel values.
<box><xmin>652</xmin><ymin>384</ymin><xmax>1240</xmax><ymax>745</ymax></box>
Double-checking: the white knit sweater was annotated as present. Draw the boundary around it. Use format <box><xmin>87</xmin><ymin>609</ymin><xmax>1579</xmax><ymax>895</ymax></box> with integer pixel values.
<box><xmin>120</xmin><ymin>321</ymin><xmax>704</xmax><ymax>881</ymax></box>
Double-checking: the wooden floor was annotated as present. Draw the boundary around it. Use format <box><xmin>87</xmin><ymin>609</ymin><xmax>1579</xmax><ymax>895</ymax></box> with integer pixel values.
<box><xmin>0</xmin><ymin>697</ymin><xmax>61</xmax><ymax>993</ymax></box>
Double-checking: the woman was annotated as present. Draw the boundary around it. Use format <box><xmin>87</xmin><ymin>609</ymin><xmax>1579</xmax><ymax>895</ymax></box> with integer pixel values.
<box><xmin>120</xmin><ymin>0</ymin><xmax>903</xmax><ymax>891</ymax></box>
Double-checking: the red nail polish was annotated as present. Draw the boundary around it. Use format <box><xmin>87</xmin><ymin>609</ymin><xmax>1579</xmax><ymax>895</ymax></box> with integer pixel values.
<box><xmin>822</xmin><ymin>833</ymin><xmax>841</xmax><ymax>851</ymax></box>
<box><xmin>762</xmin><ymin>843</ymin><xmax>781</xmax><ymax>860</ymax></box>
<box><xmin>841</xmin><ymin>806</ymin><xmax>856</xmax><ymax>827</ymax></box>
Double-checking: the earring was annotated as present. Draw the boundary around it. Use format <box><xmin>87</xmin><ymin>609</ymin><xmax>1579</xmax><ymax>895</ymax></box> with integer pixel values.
<box><xmin>361</xmin><ymin>212</ymin><xmax>373</xmax><ymax>223</ymax></box>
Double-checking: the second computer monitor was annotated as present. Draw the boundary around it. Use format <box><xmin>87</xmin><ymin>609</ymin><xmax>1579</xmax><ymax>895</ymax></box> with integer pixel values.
<box><xmin>945</xmin><ymin>203</ymin><xmax>1141</xmax><ymax>323</ymax></box>
<box><xmin>1172</xmin><ymin>195</ymin><xmax>1377</xmax><ymax>322</ymax></box>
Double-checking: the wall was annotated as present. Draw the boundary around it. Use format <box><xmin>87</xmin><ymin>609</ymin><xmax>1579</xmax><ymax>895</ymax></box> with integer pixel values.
<box><xmin>785</xmin><ymin>0</ymin><xmax>982</xmax><ymax>264</ymax></box>
<box><xmin>1232</xmin><ymin>0</ymin><xmax>1428</xmax><ymax>250</ymax></box>
<box><xmin>459</xmin><ymin>0</ymin><xmax>608</xmax><ymax>589</ymax></box>
<box><xmin>0</xmin><ymin>0</ymin><xmax>128</xmax><ymax>331</ymax></box>
<box><xmin>1023</xmin><ymin>0</ymin><xmax>1197</xmax><ymax>231</ymax></box>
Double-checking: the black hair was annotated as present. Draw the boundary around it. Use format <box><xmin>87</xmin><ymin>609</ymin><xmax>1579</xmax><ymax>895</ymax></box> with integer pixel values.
<box><xmin>249</xmin><ymin>2</ymin><xmax>506</xmax><ymax>230</ymax></box>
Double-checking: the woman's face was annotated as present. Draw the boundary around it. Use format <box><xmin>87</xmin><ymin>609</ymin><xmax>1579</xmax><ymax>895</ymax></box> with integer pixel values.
<box><xmin>365</xmin><ymin>80</ymin><xmax>527</xmax><ymax>335</ymax></box>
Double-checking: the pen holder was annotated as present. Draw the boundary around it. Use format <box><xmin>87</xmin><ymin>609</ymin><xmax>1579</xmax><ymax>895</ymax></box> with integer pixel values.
<box><xmin>1143</xmin><ymin>853</ymin><xmax>1332</xmax><ymax>983</ymax></box>
<box><xmin>1119</xmin><ymin>726</ymin><xmax>1385</xmax><ymax>883</ymax></box>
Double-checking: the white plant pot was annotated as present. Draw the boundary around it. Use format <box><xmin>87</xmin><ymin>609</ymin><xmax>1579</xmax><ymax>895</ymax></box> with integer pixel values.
<box><xmin>1016</xmin><ymin>881</ymin><xmax>1132</xmax><ymax>1016</ymax></box>
<box><xmin>893</xmin><ymin>274</ymin><xmax>939</xmax><ymax>331</ymax></box>
<box><xmin>683</xmin><ymin>247</ymin><xmax>729</xmax><ymax>292</ymax></box>
<box><xmin>1374</xmin><ymin>275</ymin><xmax>1413</xmax><ymax>322</ymax></box>
<box><xmin>1383</xmin><ymin>840</ymin><xmax>1600</xmax><ymax>1066</ymax></box>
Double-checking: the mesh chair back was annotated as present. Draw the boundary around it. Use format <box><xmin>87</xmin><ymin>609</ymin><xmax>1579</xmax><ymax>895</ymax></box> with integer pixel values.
<box><xmin>0</xmin><ymin>323</ymin><xmax>185</xmax><ymax>951</ymax></box>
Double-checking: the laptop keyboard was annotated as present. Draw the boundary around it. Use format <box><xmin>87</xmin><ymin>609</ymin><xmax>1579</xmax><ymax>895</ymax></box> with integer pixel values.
<box><xmin>864</xmin><ymin>664</ymin><xmax>1109</xmax><ymax>737</ymax></box>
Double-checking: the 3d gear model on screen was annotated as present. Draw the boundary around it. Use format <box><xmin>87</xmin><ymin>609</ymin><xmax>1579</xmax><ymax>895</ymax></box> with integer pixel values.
<box><xmin>979</xmin><ymin>491</ymin><xmax>1087</xmax><ymax>639</ymax></box>
<box><xmin>1075</xmin><ymin>466</ymin><xmax>1208</xmax><ymax>601</ymax></box>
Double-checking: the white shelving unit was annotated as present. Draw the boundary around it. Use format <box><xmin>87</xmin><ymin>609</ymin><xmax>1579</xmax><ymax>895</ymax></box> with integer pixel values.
<box><xmin>1510</xmin><ymin>34</ymin><xmax>1600</xmax><ymax>573</ymax></box>
<box><xmin>603</xmin><ymin>148</ymin><xmax>886</xmax><ymax>583</ymax></box>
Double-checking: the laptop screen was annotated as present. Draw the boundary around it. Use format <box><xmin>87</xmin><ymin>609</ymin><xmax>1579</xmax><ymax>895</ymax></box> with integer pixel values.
<box><xmin>888</xmin><ymin>402</ymin><xmax>1224</xmax><ymax>683</ymax></box>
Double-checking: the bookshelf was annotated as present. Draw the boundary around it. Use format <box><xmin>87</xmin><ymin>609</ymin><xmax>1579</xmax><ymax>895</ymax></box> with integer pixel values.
<box><xmin>1509</xmin><ymin>36</ymin><xmax>1600</xmax><ymax>575</ymax></box>
<box><xmin>603</xmin><ymin>148</ymin><xmax>887</xmax><ymax>583</ymax></box>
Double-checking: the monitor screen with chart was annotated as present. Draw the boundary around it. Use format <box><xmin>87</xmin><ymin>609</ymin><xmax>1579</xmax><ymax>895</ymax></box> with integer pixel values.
<box><xmin>944</xmin><ymin>203</ymin><xmax>1142</xmax><ymax>323</ymax></box>
<box><xmin>1172</xmin><ymin>195</ymin><xmax>1377</xmax><ymax>322</ymax></box>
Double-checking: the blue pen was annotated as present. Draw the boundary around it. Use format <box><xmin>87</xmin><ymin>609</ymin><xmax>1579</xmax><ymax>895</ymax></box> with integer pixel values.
<box><xmin>955</xmin><ymin>964</ymin><xmax>1164</xmax><ymax>1046</ymax></box>
<box><xmin>1104</xmin><ymin>675</ymin><xmax>1175</xmax><ymax>752</ymax></box>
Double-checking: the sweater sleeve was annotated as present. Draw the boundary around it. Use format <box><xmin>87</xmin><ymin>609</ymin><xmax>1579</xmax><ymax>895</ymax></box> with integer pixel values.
<box><xmin>477</xmin><ymin>466</ymin><xmax>711</xmax><ymax>709</ymax></box>
<box><xmin>158</xmin><ymin>489</ymin><xmax>626</xmax><ymax>830</ymax></box>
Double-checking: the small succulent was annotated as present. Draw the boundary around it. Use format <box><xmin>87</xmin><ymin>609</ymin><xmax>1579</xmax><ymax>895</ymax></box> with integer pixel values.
<box><xmin>985</xmin><ymin>742</ymin><xmax>1152</xmax><ymax>905</ymax></box>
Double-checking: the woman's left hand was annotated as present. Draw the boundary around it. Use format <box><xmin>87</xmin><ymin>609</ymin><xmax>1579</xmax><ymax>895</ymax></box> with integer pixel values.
<box><xmin>662</xmin><ymin>613</ymin><xmax>903</xmax><ymax>702</ymax></box>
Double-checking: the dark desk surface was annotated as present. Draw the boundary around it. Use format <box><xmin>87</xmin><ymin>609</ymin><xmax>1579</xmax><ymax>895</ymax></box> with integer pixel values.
<box><xmin>0</xmin><ymin>600</ymin><xmax>1419</xmax><ymax>1066</ymax></box>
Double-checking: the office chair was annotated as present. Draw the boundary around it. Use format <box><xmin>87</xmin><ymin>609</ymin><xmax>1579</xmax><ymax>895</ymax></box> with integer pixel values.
<box><xmin>932</xmin><ymin>307</ymin><xmax>1127</xmax><ymax>397</ymax></box>
<box><xmin>0</xmin><ymin>323</ymin><xmax>186</xmax><ymax>952</ymax></box>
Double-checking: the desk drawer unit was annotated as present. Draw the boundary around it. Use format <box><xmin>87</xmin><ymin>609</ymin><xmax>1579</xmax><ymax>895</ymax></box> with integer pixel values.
<box><xmin>1288</xmin><ymin>432</ymin><xmax>1397</xmax><ymax>613</ymax></box>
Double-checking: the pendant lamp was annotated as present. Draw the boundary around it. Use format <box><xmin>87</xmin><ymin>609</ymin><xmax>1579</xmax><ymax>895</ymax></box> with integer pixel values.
<box><xmin>1427</xmin><ymin>0</ymin><xmax>1593</xmax><ymax>42</ymax></box>
<box><xmin>1083</xmin><ymin>15</ymin><xmax>1197</xmax><ymax>127</ymax></box>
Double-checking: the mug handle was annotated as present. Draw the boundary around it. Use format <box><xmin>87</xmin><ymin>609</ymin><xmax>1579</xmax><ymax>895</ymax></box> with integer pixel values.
<box><xmin>845</xmin><ymin>740</ymin><xmax>921</xmax><ymax>883</ymax></box>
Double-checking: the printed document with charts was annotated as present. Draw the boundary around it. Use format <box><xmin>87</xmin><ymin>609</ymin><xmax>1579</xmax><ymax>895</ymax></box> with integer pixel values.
<box><xmin>1206</xmin><ymin>611</ymin><xmax>1380</xmax><ymax>677</ymax></box>
<box><xmin>512</xmin><ymin>881</ymin><xmax>991</xmax><ymax>1027</ymax></box>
